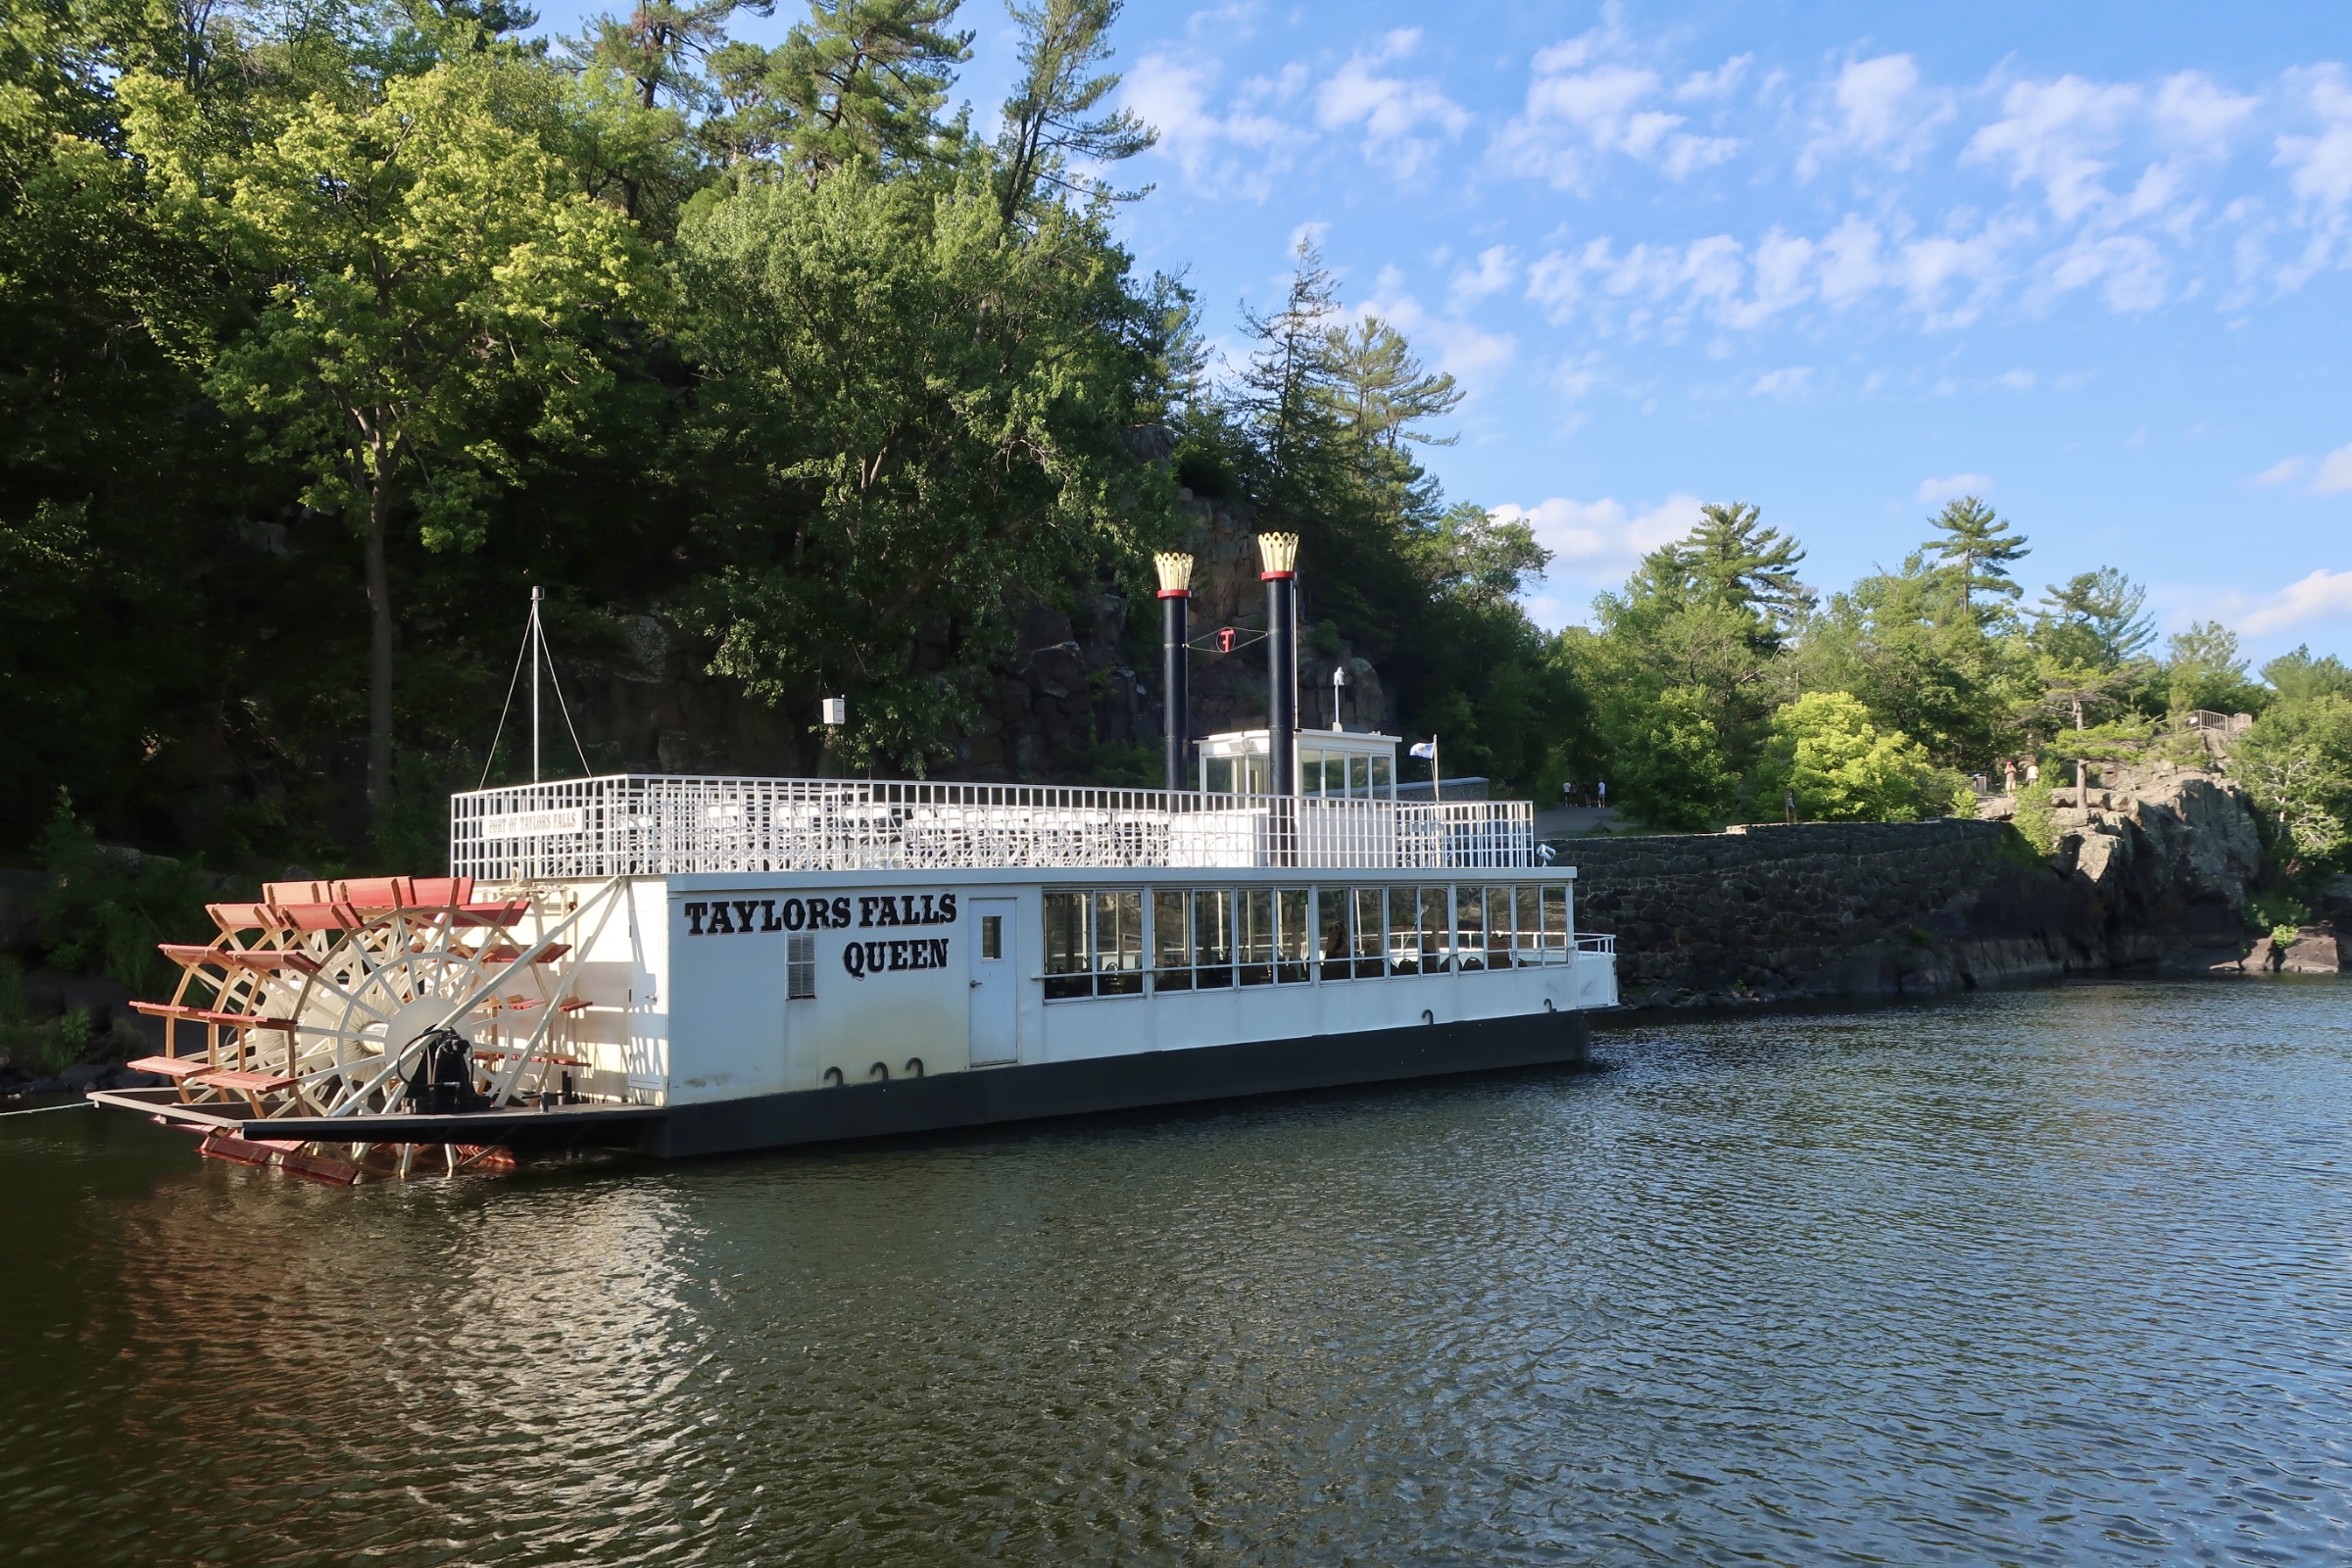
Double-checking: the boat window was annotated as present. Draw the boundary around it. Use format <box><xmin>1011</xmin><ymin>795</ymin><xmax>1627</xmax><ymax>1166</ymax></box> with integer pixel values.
<box><xmin>787</xmin><ymin>933</ymin><xmax>816</xmax><ymax>1000</ymax></box>
<box><xmin>1193</xmin><ymin>888</ymin><xmax>1235</xmax><ymax>989</ymax></box>
<box><xmin>1456</xmin><ymin>887</ymin><xmax>1485</xmax><ymax>971</ymax></box>
<box><xmin>1544</xmin><ymin>885</ymin><xmax>1570</xmax><ymax>950</ymax></box>
<box><xmin>1480</xmin><ymin>888</ymin><xmax>1513</xmax><ymax>971</ymax></box>
<box><xmin>1277</xmin><ymin>889</ymin><xmax>1310</xmax><ymax>983</ymax></box>
<box><xmin>1348</xmin><ymin>755</ymin><xmax>1369</xmax><ymax>799</ymax></box>
<box><xmin>1352</xmin><ymin>888</ymin><xmax>1386</xmax><ymax>979</ymax></box>
<box><xmin>980</xmin><ymin>914</ymin><xmax>1003</xmax><ymax>961</ymax></box>
<box><xmin>1152</xmin><ymin>890</ymin><xmax>1192</xmax><ymax>992</ymax></box>
<box><xmin>1316</xmin><ymin>887</ymin><xmax>1350</xmax><ymax>979</ymax></box>
<box><xmin>1044</xmin><ymin>891</ymin><xmax>1091</xmax><ymax>1000</ymax></box>
<box><xmin>1420</xmin><ymin>887</ymin><xmax>1450</xmax><ymax>973</ymax></box>
<box><xmin>1204</xmin><ymin>757</ymin><xmax>1235</xmax><ymax>796</ymax></box>
<box><xmin>1240</xmin><ymin>889</ymin><xmax>1275</xmax><ymax>985</ymax></box>
<box><xmin>1298</xmin><ymin>750</ymin><xmax>1324</xmax><ymax>796</ymax></box>
<box><xmin>1386</xmin><ymin>887</ymin><xmax>1421</xmax><ymax>976</ymax></box>
<box><xmin>1370</xmin><ymin>755</ymin><xmax>1392</xmax><ymax>799</ymax></box>
<box><xmin>1095</xmin><ymin>890</ymin><xmax>1144</xmax><ymax>996</ymax></box>
<box><xmin>1515</xmin><ymin>885</ymin><xmax>1542</xmax><ymax>960</ymax></box>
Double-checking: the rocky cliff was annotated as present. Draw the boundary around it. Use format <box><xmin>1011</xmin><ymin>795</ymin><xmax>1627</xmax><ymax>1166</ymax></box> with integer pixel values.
<box><xmin>1564</xmin><ymin>764</ymin><xmax>2277</xmax><ymax>1009</ymax></box>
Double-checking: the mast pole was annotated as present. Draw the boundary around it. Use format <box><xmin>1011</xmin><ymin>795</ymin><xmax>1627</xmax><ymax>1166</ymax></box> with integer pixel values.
<box><xmin>530</xmin><ymin>585</ymin><xmax>544</xmax><ymax>784</ymax></box>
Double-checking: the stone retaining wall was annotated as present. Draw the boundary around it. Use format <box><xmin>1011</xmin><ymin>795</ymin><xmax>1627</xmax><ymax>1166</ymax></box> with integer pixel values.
<box><xmin>1557</xmin><ymin>805</ymin><xmax>2257</xmax><ymax>1009</ymax></box>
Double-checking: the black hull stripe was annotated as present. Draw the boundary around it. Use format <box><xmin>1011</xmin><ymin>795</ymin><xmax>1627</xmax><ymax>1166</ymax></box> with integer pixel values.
<box><xmin>655</xmin><ymin>1009</ymin><xmax>1591</xmax><ymax>1158</ymax></box>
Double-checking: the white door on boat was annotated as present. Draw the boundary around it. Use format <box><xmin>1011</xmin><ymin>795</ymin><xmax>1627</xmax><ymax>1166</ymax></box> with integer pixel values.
<box><xmin>968</xmin><ymin>898</ymin><xmax>1018</xmax><ymax>1065</ymax></box>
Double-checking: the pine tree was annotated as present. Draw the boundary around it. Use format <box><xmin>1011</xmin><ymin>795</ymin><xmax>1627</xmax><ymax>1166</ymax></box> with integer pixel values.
<box><xmin>762</xmin><ymin>0</ymin><xmax>971</xmax><ymax>186</ymax></box>
<box><xmin>1238</xmin><ymin>240</ymin><xmax>1344</xmax><ymax>514</ymax></box>
<box><xmin>1922</xmin><ymin>495</ymin><xmax>2029</xmax><ymax>622</ymax></box>
<box><xmin>1319</xmin><ymin>317</ymin><xmax>1460</xmax><ymax>453</ymax></box>
<box><xmin>568</xmin><ymin>0</ymin><xmax>770</xmax><ymax>110</ymax></box>
<box><xmin>1678</xmin><ymin>501</ymin><xmax>1810</xmax><ymax>647</ymax></box>
<box><xmin>994</xmin><ymin>0</ymin><xmax>1153</xmax><ymax>225</ymax></box>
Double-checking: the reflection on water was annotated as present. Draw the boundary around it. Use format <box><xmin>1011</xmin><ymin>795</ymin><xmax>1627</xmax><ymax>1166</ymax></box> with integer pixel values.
<box><xmin>4</xmin><ymin>978</ymin><xmax>2350</xmax><ymax>1565</ymax></box>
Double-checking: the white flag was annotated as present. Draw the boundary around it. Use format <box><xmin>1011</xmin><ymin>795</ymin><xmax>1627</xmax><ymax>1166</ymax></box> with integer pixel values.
<box><xmin>1408</xmin><ymin>740</ymin><xmax>1436</xmax><ymax>760</ymax></box>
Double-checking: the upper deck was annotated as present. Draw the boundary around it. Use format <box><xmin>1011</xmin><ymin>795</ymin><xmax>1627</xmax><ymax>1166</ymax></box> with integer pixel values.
<box><xmin>450</xmin><ymin>774</ymin><xmax>1540</xmax><ymax>882</ymax></box>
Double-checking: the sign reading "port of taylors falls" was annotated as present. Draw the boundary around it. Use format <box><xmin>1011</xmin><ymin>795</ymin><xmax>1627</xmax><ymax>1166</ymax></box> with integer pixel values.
<box><xmin>478</xmin><ymin>807</ymin><xmax>586</xmax><ymax>839</ymax></box>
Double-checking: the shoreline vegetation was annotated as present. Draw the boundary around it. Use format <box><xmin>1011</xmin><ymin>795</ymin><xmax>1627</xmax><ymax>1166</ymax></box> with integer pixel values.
<box><xmin>4</xmin><ymin>0</ymin><xmax>2348</xmax><ymax>1083</ymax></box>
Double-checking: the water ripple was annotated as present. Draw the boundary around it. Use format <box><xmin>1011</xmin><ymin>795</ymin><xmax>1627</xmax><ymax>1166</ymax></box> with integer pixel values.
<box><xmin>4</xmin><ymin>978</ymin><xmax>2350</xmax><ymax>1564</ymax></box>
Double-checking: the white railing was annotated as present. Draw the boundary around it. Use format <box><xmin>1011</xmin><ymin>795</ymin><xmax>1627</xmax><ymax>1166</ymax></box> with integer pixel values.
<box><xmin>450</xmin><ymin>775</ymin><xmax>1538</xmax><ymax>881</ymax></box>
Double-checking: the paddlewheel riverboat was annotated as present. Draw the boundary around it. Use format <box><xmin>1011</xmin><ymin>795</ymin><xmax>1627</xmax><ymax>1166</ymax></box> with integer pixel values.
<box><xmin>88</xmin><ymin>539</ymin><xmax>1617</xmax><ymax>1179</ymax></box>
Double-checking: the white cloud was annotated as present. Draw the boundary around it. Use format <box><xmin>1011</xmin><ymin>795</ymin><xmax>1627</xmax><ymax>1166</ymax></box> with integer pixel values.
<box><xmin>1496</xmin><ymin>44</ymin><xmax>1741</xmax><ymax>190</ymax></box>
<box><xmin>2234</xmin><ymin>568</ymin><xmax>2352</xmax><ymax>636</ymax></box>
<box><xmin>1916</xmin><ymin>472</ymin><xmax>1992</xmax><ymax>504</ymax></box>
<box><xmin>1499</xmin><ymin>493</ymin><xmax>1707</xmax><ymax>628</ymax></box>
<box><xmin>2252</xmin><ymin>456</ymin><xmax>2308</xmax><ymax>489</ymax></box>
<box><xmin>1966</xmin><ymin>74</ymin><xmax>2143</xmax><ymax>222</ymax></box>
<box><xmin>2044</xmin><ymin>232</ymin><xmax>2170</xmax><ymax>312</ymax></box>
<box><xmin>1676</xmin><ymin>55</ymin><xmax>1752</xmax><ymax>102</ymax></box>
<box><xmin>2152</xmin><ymin>71</ymin><xmax>2257</xmax><ymax>149</ymax></box>
<box><xmin>2277</xmin><ymin>64</ymin><xmax>2352</xmax><ymax>211</ymax></box>
<box><xmin>1448</xmin><ymin>244</ymin><xmax>1518</xmax><ymax>309</ymax></box>
<box><xmin>1124</xmin><ymin>53</ymin><xmax>1311</xmax><ymax>199</ymax></box>
<box><xmin>1799</xmin><ymin>54</ymin><xmax>1951</xmax><ymax>175</ymax></box>
<box><xmin>1519</xmin><ymin>208</ymin><xmax>2032</xmax><ymax>336</ymax></box>
<box><xmin>2313</xmin><ymin>441</ymin><xmax>2352</xmax><ymax>496</ymax></box>
<box><xmin>1749</xmin><ymin>366</ymin><xmax>1812</xmax><ymax>399</ymax></box>
<box><xmin>1315</xmin><ymin>29</ymin><xmax>1471</xmax><ymax>181</ymax></box>
<box><xmin>1354</xmin><ymin>293</ymin><xmax>1516</xmax><ymax>390</ymax></box>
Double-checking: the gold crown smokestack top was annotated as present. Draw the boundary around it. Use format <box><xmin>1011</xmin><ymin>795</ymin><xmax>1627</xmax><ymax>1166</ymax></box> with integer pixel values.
<box><xmin>1258</xmin><ymin>533</ymin><xmax>1300</xmax><ymax>807</ymax></box>
<box><xmin>1155</xmin><ymin>551</ymin><xmax>1193</xmax><ymax>794</ymax></box>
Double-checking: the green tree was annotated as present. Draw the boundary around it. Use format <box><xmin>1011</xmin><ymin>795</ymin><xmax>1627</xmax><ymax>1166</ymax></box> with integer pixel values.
<box><xmin>567</xmin><ymin>0</ymin><xmax>769</xmax><ymax>110</ymax></box>
<box><xmin>1754</xmin><ymin>690</ymin><xmax>1936</xmax><ymax>822</ymax></box>
<box><xmin>2033</xmin><ymin>567</ymin><xmax>2155</xmax><ymax>671</ymax></box>
<box><xmin>673</xmin><ymin>167</ymin><xmax>1167</xmax><ymax>771</ymax></box>
<box><xmin>2164</xmin><ymin>620</ymin><xmax>2267</xmax><ymax>716</ymax></box>
<box><xmin>125</xmin><ymin>56</ymin><xmax>655</xmax><ymax>824</ymax></box>
<box><xmin>1587</xmin><ymin>502</ymin><xmax>1809</xmax><ymax>791</ymax></box>
<box><xmin>2261</xmin><ymin>646</ymin><xmax>2352</xmax><ymax>705</ymax></box>
<box><xmin>742</xmin><ymin>0</ymin><xmax>972</xmax><ymax>187</ymax></box>
<box><xmin>1319</xmin><ymin>316</ymin><xmax>1461</xmax><ymax>453</ymax></box>
<box><xmin>1799</xmin><ymin>553</ymin><xmax>2021</xmax><ymax>769</ymax></box>
<box><xmin>2234</xmin><ymin>694</ymin><xmax>2352</xmax><ymax>870</ymax></box>
<box><xmin>992</xmin><ymin>0</ymin><xmax>1153</xmax><ymax>225</ymax></box>
<box><xmin>1676</xmin><ymin>501</ymin><xmax>1810</xmax><ymax>641</ymax></box>
<box><xmin>1416</xmin><ymin>503</ymin><xmax>1549</xmax><ymax>610</ymax></box>
<box><xmin>1921</xmin><ymin>495</ymin><xmax>2028</xmax><ymax>623</ymax></box>
<box><xmin>1605</xmin><ymin>685</ymin><xmax>1736</xmax><ymax>831</ymax></box>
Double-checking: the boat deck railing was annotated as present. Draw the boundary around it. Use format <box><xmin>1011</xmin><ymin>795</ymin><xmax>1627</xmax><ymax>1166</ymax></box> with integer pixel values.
<box><xmin>450</xmin><ymin>774</ymin><xmax>1542</xmax><ymax>880</ymax></box>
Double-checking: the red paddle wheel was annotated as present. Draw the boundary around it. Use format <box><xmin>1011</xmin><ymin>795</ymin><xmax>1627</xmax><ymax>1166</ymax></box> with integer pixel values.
<box><xmin>128</xmin><ymin>875</ymin><xmax>599</xmax><ymax>1181</ymax></box>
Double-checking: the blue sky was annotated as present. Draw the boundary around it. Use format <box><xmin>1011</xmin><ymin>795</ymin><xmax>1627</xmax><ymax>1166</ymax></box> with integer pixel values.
<box><xmin>529</xmin><ymin>0</ymin><xmax>2352</xmax><ymax>662</ymax></box>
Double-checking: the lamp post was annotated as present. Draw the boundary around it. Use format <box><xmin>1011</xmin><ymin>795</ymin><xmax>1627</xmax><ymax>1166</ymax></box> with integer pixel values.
<box><xmin>1330</xmin><ymin>661</ymin><xmax>1347</xmax><ymax>731</ymax></box>
<box><xmin>1154</xmin><ymin>552</ymin><xmax>1193</xmax><ymax>793</ymax></box>
<box><xmin>819</xmin><ymin>695</ymin><xmax>845</xmax><ymax>777</ymax></box>
<box><xmin>1256</xmin><ymin>532</ymin><xmax>1298</xmax><ymax>798</ymax></box>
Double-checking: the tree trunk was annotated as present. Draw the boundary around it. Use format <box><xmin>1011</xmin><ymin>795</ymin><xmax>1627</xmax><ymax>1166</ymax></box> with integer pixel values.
<box><xmin>365</xmin><ymin>471</ymin><xmax>395</xmax><ymax>827</ymax></box>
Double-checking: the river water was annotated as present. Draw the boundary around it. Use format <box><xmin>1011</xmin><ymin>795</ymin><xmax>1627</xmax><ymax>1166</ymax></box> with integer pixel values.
<box><xmin>4</xmin><ymin>977</ymin><xmax>2349</xmax><ymax>1565</ymax></box>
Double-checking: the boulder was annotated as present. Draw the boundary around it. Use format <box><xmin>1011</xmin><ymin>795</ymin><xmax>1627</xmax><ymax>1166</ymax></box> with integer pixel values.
<box><xmin>2278</xmin><ymin>924</ymin><xmax>2345</xmax><ymax>975</ymax></box>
